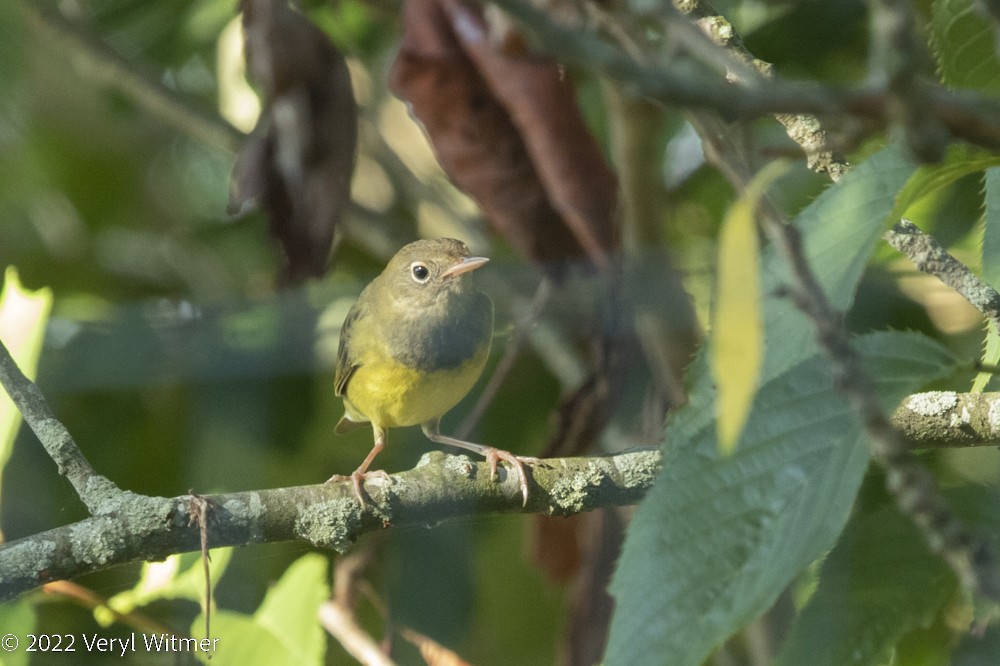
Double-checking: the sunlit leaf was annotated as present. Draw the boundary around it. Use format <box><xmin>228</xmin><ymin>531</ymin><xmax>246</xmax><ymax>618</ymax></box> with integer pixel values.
<box><xmin>890</xmin><ymin>145</ymin><xmax>1000</xmax><ymax>222</ymax></box>
<box><xmin>0</xmin><ymin>598</ymin><xmax>36</xmax><ymax>666</ymax></box>
<box><xmin>99</xmin><ymin>549</ymin><xmax>233</xmax><ymax>626</ymax></box>
<box><xmin>192</xmin><ymin>611</ymin><xmax>288</xmax><ymax>666</ymax></box>
<box><xmin>0</xmin><ymin>267</ymin><xmax>52</xmax><ymax>526</ymax></box>
<box><xmin>253</xmin><ymin>553</ymin><xmax>329</xmax><ymax>664</ymax></box>
<box><xmin>191</xmin><ymin>553</ymin><xmax>329</xmax><ymax>666</ymax></box>
<box><xmin>713</xmin><ymin>160</ymin><xmax>791</xmax><ymax>454</ymax></box>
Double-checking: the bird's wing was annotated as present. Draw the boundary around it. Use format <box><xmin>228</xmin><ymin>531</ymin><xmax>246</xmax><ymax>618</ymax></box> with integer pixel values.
<box><xmin>334</xmin><ymin>298</ymin><xmax>364</xmax><ymax>397</ymax></box>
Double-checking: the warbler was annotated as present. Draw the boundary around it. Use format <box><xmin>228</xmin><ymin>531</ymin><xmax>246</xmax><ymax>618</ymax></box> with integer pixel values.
<box><xmin>331</xmin><ymin>238</ymin><xmax>532</xmax><ymax>507</ymax></box>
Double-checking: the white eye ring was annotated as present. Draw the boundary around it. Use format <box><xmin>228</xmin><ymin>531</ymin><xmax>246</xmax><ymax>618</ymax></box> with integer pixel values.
<box><xmin>410</xmin><ymin>261</ymin><xmax>431</xmax><ymax>283</ymax></box>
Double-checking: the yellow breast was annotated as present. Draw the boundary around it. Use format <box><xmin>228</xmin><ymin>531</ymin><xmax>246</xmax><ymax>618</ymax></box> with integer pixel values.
<box><xmin>343</xmin><ymin>341</ymin><xmax>490</xmax><ymax>429</ymax></box>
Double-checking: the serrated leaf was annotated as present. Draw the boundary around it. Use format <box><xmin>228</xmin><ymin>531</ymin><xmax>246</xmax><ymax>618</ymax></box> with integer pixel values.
<box><xmin>713</xmin><ymin>161</ymin><xmax>791</xmax><ymax>454</ymax></box>
<box><xmin>971</xmin><ymin>324</ymin><xmax>1000</xmax><ymax>392</ymax></box>
<box><xmin>983</xmin><ymin>167</ymin><xmax>1000</xmax><ymax>289</ymax></box>
<box><xmin>930</xmin><ymin>0</ymin><xmax>1000</xmax><ymax>92</ymax></box>
<box><xmin>758</xmin><ymin>145</ymin><xmax>916</xmax><ymax>382</ymax></box>
<box><xmin>608</xmin><ymin>332</ymin><xmax>957</xmax><ymax>666</ymax></box>
<box><xmin>774</xmin><ymin>503</ymin><xmax>955</xmax><ymax>666</ymax></box>
<box><xmin>606</xmin><ymin>145</ymin><xmax>921</xmax><ymax>666</ymax></box>
<box><xmin>781</xmin><ymin>484</ymin><xmax>1000</xmax><ymax>665</ymax></box>
<box><xmin>191</xmin><ymin>553</ymin><xmax>329</xmax><ymax>666</ymax></box>
<box><xmin>0</xmin><ymin>268</ymin><xmax>52</xmax><ymax>525</ymax></box>
<box><xmin>891</xmin><ymin>145</ymin><xmax>1000</xmax><ymax>222</ymax></box>
<box><xmin>972</xmin><ymin>167</ymin><xmax>1000</xmax><ymax>392</ymax></box>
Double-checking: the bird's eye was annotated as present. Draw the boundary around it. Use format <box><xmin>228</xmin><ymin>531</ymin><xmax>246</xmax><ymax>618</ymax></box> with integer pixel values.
<box><xmin>410</xmin><ymin>262</ymin><xmax>431</xmax><ymax>283</ymax></box>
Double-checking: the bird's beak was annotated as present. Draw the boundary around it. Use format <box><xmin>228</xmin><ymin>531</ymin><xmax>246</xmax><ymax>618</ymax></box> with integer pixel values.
<box><xmin>441</xmin><ymin>256</ymin><xmax>489</xmax><ymax>279</ymax></box>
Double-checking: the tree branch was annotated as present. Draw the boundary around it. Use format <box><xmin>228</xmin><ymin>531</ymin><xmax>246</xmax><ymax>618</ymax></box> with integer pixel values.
<box><xmin>894</xmin><ymin>391</ymin><xmax>1000</xmax><ymax>449</ymax></box>
<box><xmin>0</xmin><ymin>322</ymin><xmax>663</xmax><ymax>602</ymax></box>
<box><xmin>487</xmin><ymin>0</ymin><xmax>1000</xmax><ymax>152</ymax></box>
<box><xmin>0</xmin><ymin>447</ymin><xmax>659</xmax><ymax>601</ymax></box>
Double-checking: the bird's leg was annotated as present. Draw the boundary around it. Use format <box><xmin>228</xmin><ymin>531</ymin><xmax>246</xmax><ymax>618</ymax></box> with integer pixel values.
<box><xmin>422</xmin><ymin>420</ymin><xmax>537</xmax><ymax>506</ymax></box>
<box><xmin>326</xmin><ymin>426</ymin><xmax>390</xmax><ymax>508</ymax></box>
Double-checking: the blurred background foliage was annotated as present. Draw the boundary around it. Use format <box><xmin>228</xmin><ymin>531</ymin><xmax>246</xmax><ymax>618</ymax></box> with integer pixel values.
<box><xmin>0</xmin><ymin>0</ymin><xmax>998</xmax><ymax>664</ymax></box>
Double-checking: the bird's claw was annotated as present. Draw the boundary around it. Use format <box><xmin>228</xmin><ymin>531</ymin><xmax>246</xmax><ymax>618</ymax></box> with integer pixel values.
<box><xmin>326</xmin><ymin>469</ymin><xmax>390</xmax><ymax>509</ymax></box>
<box><xmin>482</xmin><ymin>448</ymin><xmax>535</xmax><ymax>507</ymax></box>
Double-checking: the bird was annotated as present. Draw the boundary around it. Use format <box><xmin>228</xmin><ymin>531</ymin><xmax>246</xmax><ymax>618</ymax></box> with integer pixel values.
<box><xmin>330</xmin><ymin>237</ymin><xmax>533</xmax><ymax>508</ymax></box>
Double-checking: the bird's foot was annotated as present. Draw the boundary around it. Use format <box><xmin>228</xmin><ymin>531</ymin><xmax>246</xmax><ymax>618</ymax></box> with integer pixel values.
<box><xmin>481</xmin><ymin>449</ymin><xmax>538</xmax><ymax>507</ymax></box>
<box><xmin>325</xmin><ymin>469</ymin><xmax>390</xmax><ymax>509</ymax></box>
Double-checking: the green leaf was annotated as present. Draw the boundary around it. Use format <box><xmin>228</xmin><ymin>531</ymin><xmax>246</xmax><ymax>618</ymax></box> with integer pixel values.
<box><xmin>971</xmin><ymin>324</ymin><xmax>1000</xmax><ymax>392</ymax></box>
<box><xmin>99</xmin><ymin>548</ymin><xmax>233</xmax><ymax>625</ymax></box>
<box><xmin>252</xmin><ymin>553</ymin><xmax>330</xmax><ymax>665</ymax></box>
<box><xmin>0</xmin><ymin>598</ymin><xmax>36</xmax><ymax>666</ymax></box>
<box><xmin>606</xmin><ymin>145</ymin><xmax>922</xmax><ymax>666</ymax></box>
<box><xmin>608</xmin><ymin>331</ymin><xmax>957</xmax><ymax>666</ymax></box>
<box><xmin>758</xmin><ymin>146</ymin><xmax>916</xmax><ymax>382</ymax></box>
<box><xmin>192</xmin><ymin>553</ymin><xmax>329</xmax><ymax>666</ymax></box>
<box><xmin>0</xmin><ymin>268</ymin><xmax>52</xmax><ymax>523</ymax></box>
<box><xmin>972</xmin><ymin>167</ymin><xmax>1000</xmax><ymax>392</ymax></box>
<box><xmin>891</xmin><ymin>145</ymin><xmax>1000</xmax><ymax>222</ymax></box>
<box><xmin>191</xmin><ymin>611</ymin><xmax>290</xmax><ymax>666</ymax></box>
<box><xmin>984</xmin><ymin>167</ymin><xmax>1000</xmax><ymax>289</ymax></box>
<box><xmin>783</xmin><ymin>485</ymin><xmax>1000</xmax><ymax>665</ymax></box>
<box><xmin>930</xmin><ymin>0</ymin><xmax>1000</xmax><ymax>92</ymax></box>
<box><xmin>713</xmin><ymin>160</ymin><xmax>791</xmax><ymax>454</ymax></box>
<box><xmin>774</xmin><ymin>503</ymin><xmax>955</xmax><ymax>666</ymax></box>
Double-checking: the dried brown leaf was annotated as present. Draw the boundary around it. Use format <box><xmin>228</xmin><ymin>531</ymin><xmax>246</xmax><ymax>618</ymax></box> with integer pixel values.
<box><xmin>442</xmin><ymin>0</ymin><xmax>618</xmax><ymax>266</ymax></box>
<box><xmin>529</xmin><ymin>514</ymin><xmax>583</xmax><ymax>583</ymax></box>
<box><xmin>560</xmin><ymin>508</ymin><xmax>625</xmax><ymax>666</ymax></box>
<box><xmin>389</xmin><ymin>0</ymin><xmax>617</xmax><ymax>271</ymax></box>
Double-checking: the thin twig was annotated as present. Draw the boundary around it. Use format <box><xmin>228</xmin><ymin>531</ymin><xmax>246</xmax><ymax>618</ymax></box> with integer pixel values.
<box><xmin>456</xmin><ymin>278</ymin><xmax>553</xmax><ymax>440</ymax></box>
<box><xmin>885</xmin><ymin>219</ymin><xmax>1000</xmax><ymax>331</ymax></box>
<box><xmin>321</xmin><ymin>545</ymin><xmax>393</xmax><ymax>666</ymax></box>
<box><xmin>42</xmin><ymin>581</ymin><xmax>181</xmax><ymax>637</ymax></box>
<box><xmin>319</xmin><ymin>601</ymin><xmax>396</xmax><ymax>666</ymax></box>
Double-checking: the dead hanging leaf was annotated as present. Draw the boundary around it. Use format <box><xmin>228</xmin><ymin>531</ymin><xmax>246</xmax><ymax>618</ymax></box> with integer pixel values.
<box><xmin>388</xmin><ymin>0</ymin><xmax>617</xmax><ymax>271</ymax></box>
<box><xmin>560</xmin><ymin>507</ymin><xmax>626</xmax><ymax>665</ymax></box>
<box><xmin>233</xmin><ymin>0</ymin><xmax>357</xmax><ymax>282</ymax></box>
<box><xmin>529</xmin><ymin>514</ymin><xmax>583</xmax><ymax>583</ymax></box>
